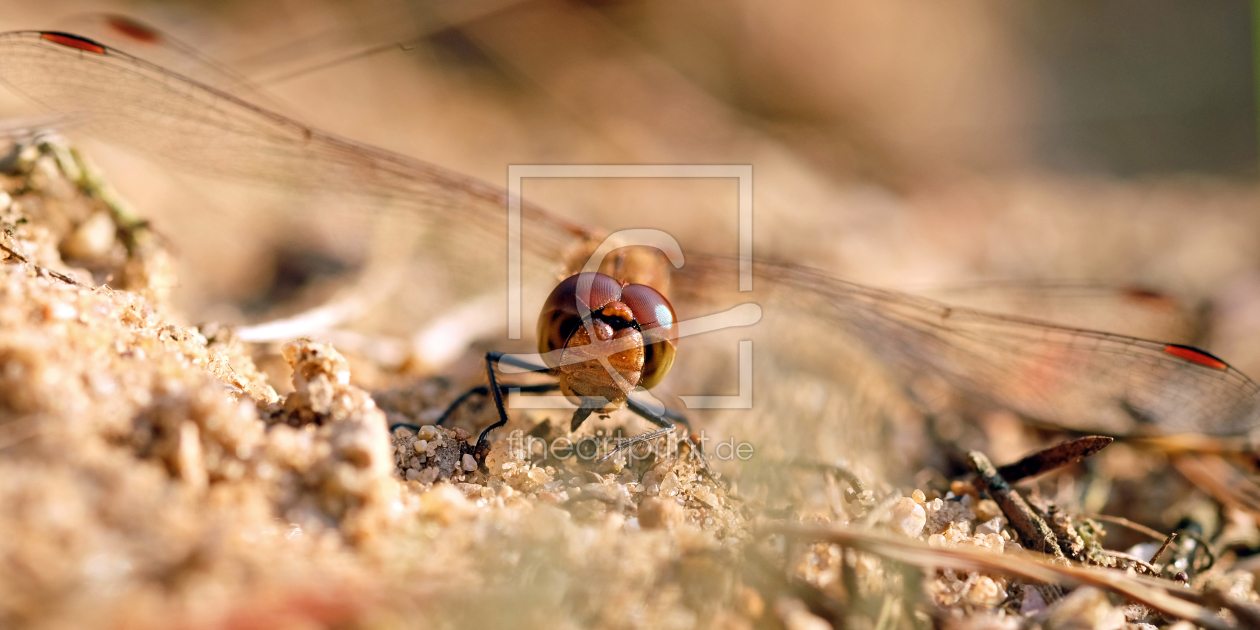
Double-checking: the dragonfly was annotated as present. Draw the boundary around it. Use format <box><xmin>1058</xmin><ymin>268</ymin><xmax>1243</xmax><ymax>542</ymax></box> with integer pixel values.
<box><xmin>0</xmin><ymin>23</ymin><xmax>1257</xmax><ymax>460</ymax></box>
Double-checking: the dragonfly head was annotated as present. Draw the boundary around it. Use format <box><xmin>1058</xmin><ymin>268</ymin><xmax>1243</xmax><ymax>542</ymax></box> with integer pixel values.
<box><xmin>537</xmin><ymin>272</ymin><xmax>678</xmax><ymax>413</ymax></box>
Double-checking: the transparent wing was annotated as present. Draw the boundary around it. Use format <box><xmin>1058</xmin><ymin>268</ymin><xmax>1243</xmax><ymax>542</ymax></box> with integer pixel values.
<box><xmin>52</xmin><ymin>13</ymin><xmax>293</xmax><ymax>116</ymax></box>
<box><xmin>2</xmin><ymin>29</ymin><xmax>1257</xmax><ymax>438</ymax></box>
<box><xmin>916</xmin><ymin>280</ymin><xmax>1199</xmax><ymax>344</ymax></box>
<box><xmin>672</xmin><ymin>257</ymin><xmax>1260</xmax><ymax>436</ymax></box>
<box><xmin>0</xmin><ymin>31</ymin><xmax>592</xmax><ymax>259</ymax></box>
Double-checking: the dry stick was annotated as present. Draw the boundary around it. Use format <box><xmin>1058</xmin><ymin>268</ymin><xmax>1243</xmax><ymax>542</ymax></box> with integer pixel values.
<box><xmin>996</xmin><ymin>436</ymin><xmax>1113</xmax><ymax>483</ymax></box>
<box><xmin>1149</xmin><ymin>532</ymin><xmax>1179</xmax><ymax>566</ymax></box>
<box><xmin>1173</xmin><ymin>454</ymin><xmax>1260</xmax><ymax>514</ymax></box>
<box><xmin>764</xmin><ymin>524</ymin><xmax>1234</xmax><ymax>630</ymax></box>
<box><xmin>1027</xmin><ymin>494</ymin><xmax>1087</xmax><ymax>562</ymax></box>
<box><xmin>967</xmin><ymin>451</ymin><xmax>1067</xmax><ymax>562</ymax></box>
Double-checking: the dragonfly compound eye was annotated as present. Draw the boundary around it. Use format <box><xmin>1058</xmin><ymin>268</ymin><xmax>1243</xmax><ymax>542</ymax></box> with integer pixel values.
<box><xmin>618</xmin><ymin>283</ymin><xmax>678</xmax><ymax>389</ymax></box>
<box><xmin>536</xmin><ymin>273</ymin><xmax>679</xmax><ymax>406</ymax></box>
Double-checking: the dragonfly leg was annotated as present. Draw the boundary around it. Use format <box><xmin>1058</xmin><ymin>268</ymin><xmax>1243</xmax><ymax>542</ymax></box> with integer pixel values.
<box><xmin>600</xmin><ymin>399</ymin><xmax>717</xmax><ymax>483</ymax></box>
<box><xmin>386</xmin><ymin>382</ymin><xmax>559</xmax><ymax>434</ymax></box>
<box><xmin>655</xmin><ymin>404</ymin><xmax>692</xmax><ymax>432</ymax></box>
<box><xmin>472</xmin><ymin>352</ymin><xmax>558</xmax><ymax>458</ymax></box>
<box><xmin>435</xmin><ymin>385</ymin><xmax>491</xmax><ymax>426</ymax></box>
<box><xmin>388</xmin><ymin>352</ymin><xmax>558</xmax><ymax>448</ymax></box>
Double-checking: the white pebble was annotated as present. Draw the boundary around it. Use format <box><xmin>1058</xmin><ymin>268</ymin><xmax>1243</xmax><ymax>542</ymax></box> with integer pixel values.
<box><xmin>976</xmin><ymin>516</ymin><xmax>1006</xmax><ymax>536</ymax></box>
<box><xmin>889</xmin><ymin>497</ymin><xmax>926</xmax><ymax>538</ymax></box>
<box><xmin>965</xmin><ymin>576</ymin><xmax>1007</xmax><ymax>607</ymax></box>
<box><xmin>462</xmin><ymin>454</ymin><xmax>477</xmax><ymax>471</ymax></box>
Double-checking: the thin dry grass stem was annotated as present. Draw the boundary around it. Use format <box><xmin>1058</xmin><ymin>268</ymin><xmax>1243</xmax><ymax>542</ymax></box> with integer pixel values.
<box><xmin>764</xmin><ymin>524</ymin><xmax>1236</xmax><ymax>630</ymax></box>
<box><xmin>1081</xmin><ymin>513</ymin><xmax>1167</xmax><ymax>541</ymax></box>
<box><xmin>1172</xmin><ymin>454</ymin><xmax>1260</xmax><ymax>515</ymax></box>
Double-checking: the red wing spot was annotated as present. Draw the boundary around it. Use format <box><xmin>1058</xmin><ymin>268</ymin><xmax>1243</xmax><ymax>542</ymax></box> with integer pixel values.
<box><xmin>106</xmin><ymin>16</ymin><xmax>161</xmax><ymax>44</ymax></box>
<box><xmin>40</xmin><ymin>32</ymin><xmax>107</xmax><ymax>55</ymax></box>
<box><xmin>1163</xmin><ymin>344</ymin><xmax>1228</xmax><ymax>370</ymax></box>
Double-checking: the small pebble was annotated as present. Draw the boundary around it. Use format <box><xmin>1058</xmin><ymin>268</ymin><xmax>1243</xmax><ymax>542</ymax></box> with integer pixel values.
<box><xmin>974</xmin><ymin>499</ymin><xmax>1002</xmax><ymax>522</ymax></box>
<box><xmin>461</xmin><ymin>454</ymin><xmax>477</xmax><ymax>472</ymax></box>
<box><xmin>965</xmin><ymin>576</ymin><xmax>1007</xmax><ymax>607</ymax></box>
<box><xmin>658</xmin><ymin>472</ymin><xmax>681</xmax><ymax>497</ymax></box>
<box><xmin>889</xmin><ymin>497</ymin><xmax>927</xmax><ymax>538</ymax></box>
<box><xmin>976</xmin><ymin>516</ymin><xmax>1006</xmax><ymax>536</ymax></box>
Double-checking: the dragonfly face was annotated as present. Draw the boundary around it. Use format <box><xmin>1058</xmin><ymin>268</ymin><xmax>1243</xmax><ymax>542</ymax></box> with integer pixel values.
<box><xmin>537</xmin><ymin>272</ymin><xmax>678</xmax><ymax>413</ymax></box>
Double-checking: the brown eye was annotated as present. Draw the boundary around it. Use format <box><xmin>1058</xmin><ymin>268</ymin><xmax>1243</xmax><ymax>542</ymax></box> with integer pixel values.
<box><xmin>536</xmin><ymin>272</ymin><xmax>624</xmax><ymax>368</ymax></box>
<box><xmin>620</xmin><ymin>283</ymin><xmax>678</xmax><ymax>389</ymax></box>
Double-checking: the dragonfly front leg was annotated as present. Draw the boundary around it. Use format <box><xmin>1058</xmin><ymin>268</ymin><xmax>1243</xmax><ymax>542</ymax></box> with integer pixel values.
<box><xmin>388</xmin><ymin>352</ymin><xmax>558</xmax><ymax>460</ymax></box>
